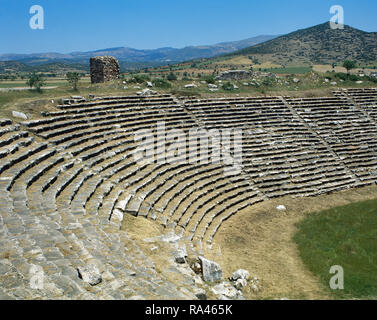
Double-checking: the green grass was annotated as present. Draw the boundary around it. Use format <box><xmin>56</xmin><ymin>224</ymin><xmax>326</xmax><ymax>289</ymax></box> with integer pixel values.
<box><xmin>0</xmin><ymin>81</ymin><xmax>131</xmax><ymax>115</ymax></box>
<box><xmin>0</xmin><ymin>74</ymin><xmax>376</xmax><ymax>117</ymax></box>
<box><xmin>0</xmin><ymin>94</ymin><xmax>14</xmax><ymax>108</ymax></box>
<box><xmin>294</xmin><ymin>199</ymin><xmax>377</xmax><ymax>299</ymax></box>
<box><xmin>0</xmin><ymin>82</ymin><xmax>62</xmax><ymax>88</ymax></box>
<box><xmin>0</xmin><ymin>89</ymin><xmax>47</xmax><ymax>106</ymax></box>
<box><xmin>0</xmin><ymin>79</ymin><xmax>91</xmax><ymax>89</ymax></box>
<box><xmin>0</xmin><ymin>82</ymin><xmax>31</xmax><ymax>88</ymax></box>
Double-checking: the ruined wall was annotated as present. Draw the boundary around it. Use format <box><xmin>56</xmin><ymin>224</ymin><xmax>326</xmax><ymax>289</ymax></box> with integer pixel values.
<box><xmin>216</xmin><ymin>70</ymin><xmax>253</xmax><ymax>81</ymax></box>
<box><xmin>90</xmin><ymin>56</ymin><xmax>120</xmax><ymax>84</ymax></box>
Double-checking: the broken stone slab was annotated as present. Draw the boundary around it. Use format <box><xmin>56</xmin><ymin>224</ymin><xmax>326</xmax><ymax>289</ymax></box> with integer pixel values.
<box><xmin>71</xmin><ymin>96</ymin><xmax>84</xmax><ymax>100</ymax></box>
<box><xmin>77</xmin><ymin>264</ymin><xmax>102</xmax><ymax>286</ymax></box>
<box><xmin>125</xmin><ymin>196</ymin><xmax>143</xmax><ymax>216</ymax></box>
<box><xmin>115</xmin><ymin>194</ymin><xmax>133</xmax><ymax>212</ymax></box>
<box><xmin>184</xmin><ymin>83</ymin><xmax>197</xmax><ymax>89</ymax></box>
<box><xmin>231</xmin><ymin>269</ymin><xmax>250</xmax><ymax>281</ymax></box>
<box><xmin>211</xmin><ymin>282</ymin><xmax>242</xmax><ymax>300</ymax></box>
<box><xmin>198</xmin><ymin>256</ymin><xmax>222</xmax><ymax>282</ymax></box>
<box><xmin>12</xmin><ymin>111</ymin><xmax>28</xmax><ymax>120</ymax></box>
<box><xmin>110</xmin><ymin>209</ymin><xmax>124</xmax><ymax>223</ymax></box>
<box><xmin>190</xmin><ymin>261</ymin><xmax>202</xmax><ymax>275</ymax></box>
<box><xmin>174</xmin><ymin>245</ymin><xmax>187</xmax><ymax>264</ymax></box>
<box><xmin>234</xmin><ymin>278</ymin><xmax>248</xmax><ymax>290</ymax></box>
<box><xmin>137</xmin><ymin>88</ymin><xmax>157</xmax><ymax>96</ymax></box>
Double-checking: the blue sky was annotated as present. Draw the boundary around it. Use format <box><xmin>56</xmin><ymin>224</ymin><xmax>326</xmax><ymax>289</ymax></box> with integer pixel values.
<box><xmin>1</xmin><ymin>0</ymin><xmax>377</xmax><ymax>54</ymax></box>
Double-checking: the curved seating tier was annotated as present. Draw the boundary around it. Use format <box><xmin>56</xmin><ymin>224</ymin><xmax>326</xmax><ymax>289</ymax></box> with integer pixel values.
<box><xmin>286</xmin><ymin>95</ymin><xmax>377</xmax><ymax>184</ymax></box>
<box><xmin>1</xmin><ymin>91</ymin><xmax>377</xmax><ymax>299</ymax></box>
<box><xmin>183</xmin><ymin>96</ymin><xmax>364</xmax><ymax>199</ymax></box>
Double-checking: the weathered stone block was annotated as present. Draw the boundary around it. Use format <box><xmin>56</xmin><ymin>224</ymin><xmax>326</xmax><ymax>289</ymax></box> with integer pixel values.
<box><xmin>198</xmin><ymin>256</ymin><xmax>222</xmax><ymax>282</ymax></box>
<box><xmin>77</xmin><ymin>264</ymin><xmax>102</xmax><ymax>286</ymax></box>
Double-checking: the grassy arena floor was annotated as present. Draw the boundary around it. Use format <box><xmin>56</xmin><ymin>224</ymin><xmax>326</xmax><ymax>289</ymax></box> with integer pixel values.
<box><xmin>294</xmin><ymin>199</ymin><xmax>377</xmax><ymax>299</ymax></box>
<box><xmin>210</xmin><ymin>185</ymin><xmax>377</xmax><ymax>300</ymax></box>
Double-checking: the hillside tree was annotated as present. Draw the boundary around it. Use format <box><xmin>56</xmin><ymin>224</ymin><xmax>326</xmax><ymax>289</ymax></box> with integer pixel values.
<box><xmin>26</xmin><ymin>72</ymin><xmax>45</xmax><ymax>92</ymax></box>
<box><xmin>66</xmin><ymin>72</ymin><xmax>81</xmax><ymax>91</ymax></box>
<box><xmin>167</xmin><ymin>72</ymin><xmax>177</xmax><ymax>81</ymax></box>
<box><xmin>343</xmin><ymin>60</ymin><xmax>356</xmax><ymax>74</ymax></box>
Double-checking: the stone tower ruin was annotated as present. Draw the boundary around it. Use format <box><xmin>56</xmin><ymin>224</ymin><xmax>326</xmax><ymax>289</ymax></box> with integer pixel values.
<box><xmin>90</xmin><ymin>56</ymin><xmax>120</xmax><ymax>84</ymax></box>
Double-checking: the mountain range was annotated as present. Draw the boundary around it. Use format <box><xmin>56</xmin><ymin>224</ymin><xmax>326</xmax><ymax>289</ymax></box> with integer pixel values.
<box><xmin>2</xmin><ymin>22</ymin><xmax>377</xmax><ymax>74</ymax></box>
<box><xmin>0</xmin><ymin>35</ymin><xmax>276</xmax><ymax>68</ymax></box>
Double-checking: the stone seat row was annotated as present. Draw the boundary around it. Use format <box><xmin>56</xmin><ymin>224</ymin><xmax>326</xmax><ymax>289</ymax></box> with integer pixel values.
<box><xmin>32</xmin><ymin>103</ymin><xmax>188</xmax><ymax>128</ymax></box>
<box><xmin>27</xmin><ymin>108</ymin><xmax>193</xmax><ymax>134</ymax></box>
<box><xmin>2</xmin><ymin>170</ymin><xmax>190</xmax><ymax>300</ymax></box>
<box><xmin>57</xmin><ymin>95</ymin><xmax>175</xmax><ymax>110</ymax></box>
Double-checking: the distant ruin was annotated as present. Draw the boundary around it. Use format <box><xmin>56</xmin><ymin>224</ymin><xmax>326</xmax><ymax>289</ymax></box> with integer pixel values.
<box><xmin>216</xmin><ymin>70</ymin><xmax>253</xmax><ymax>81</ymax></box>
<box><xmin>90</xmin><ymin>56</ymin><xmax>120</xmax><ymax>84</ymax></box>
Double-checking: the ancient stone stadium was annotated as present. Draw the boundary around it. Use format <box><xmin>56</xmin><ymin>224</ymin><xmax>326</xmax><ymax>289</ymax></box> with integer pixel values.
<box><xmin>1</xmin><ymin>88</ymin><xmax>377</xmax><ymax>300</ymax></box>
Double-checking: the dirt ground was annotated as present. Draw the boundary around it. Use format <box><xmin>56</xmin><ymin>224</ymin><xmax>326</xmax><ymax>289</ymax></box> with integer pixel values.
<box><xmin>122</xmin><ymin>184</ymin><xmax>377</xmax><ymax>300</ymax></box>
<box><xmin>207</xmin><ymin>184</ymin><xmax>377</xmax><ymax>300</ymax></box>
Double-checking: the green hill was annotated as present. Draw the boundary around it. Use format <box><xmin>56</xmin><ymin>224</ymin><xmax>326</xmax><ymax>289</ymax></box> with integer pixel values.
<box><xmin>232</xmin><ymin>22</ymin><xmax>377</xmax><ymax>65</ymax></box>
<box><xmin>0</xmin><ymin>61</ymin><xmax>88</xmax><ymax>75</ymax></box>
<box><xmin>0</xmin><ymin>61</ymin><xmax>33</xmax><ymax>73</ymax></box>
